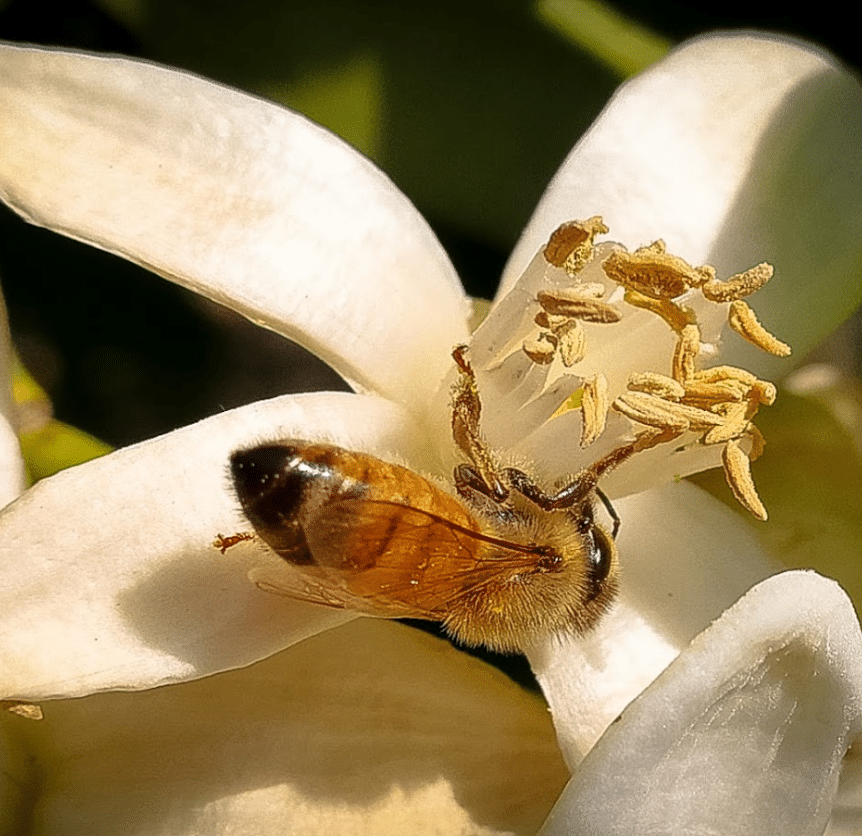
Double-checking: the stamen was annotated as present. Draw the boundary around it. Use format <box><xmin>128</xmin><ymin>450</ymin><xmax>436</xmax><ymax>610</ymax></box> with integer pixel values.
<box><xmin>510</xmin><ymin>217</ymin><xmax>789</xmax><ymax>520</ymax></box>
<box><xmin>728</xmin><ymin>300</ymin><xmax>792</xmax><ymax>356</ymax></box>
<box><xmin>534</xmin><ymin>311</ymin><xmax>570</xmax><ymax>330</ymax></box>
<box><xmin>557</xmin><ymin>320</ymin><xmax>587</xmax><ymax>367</ymax></box>
<box><xmin>722</xmin><ymin>438</ymin><xmax>768</xmax><ymax>521</ymax></box>
<box><xmin>622</xmin><ymin>289</ymin><xmax>695</xmax><ymax>333</ymax></box>
<box><xmin>536</xmin><ymin>290</ymin><xmax>622</xmax><ymax>323</ymax></box>
<box><xmin>694</xmin><ymin>366</ymin><xmax>758</xmax><ymax>386</ymax></box>
<box><xmin>543</xmin><ymin>216</ymin><xmax>609</xmax><ymax>275</ymax></box>
<box><xmin>745</xmin><ymin>425</ymin><xmax>767</xmax><ymax>460</ymax></box>
<box><xmin>522</xmin><ymin>331</ymin><xmax>557</xmax><ymax>365</ymax></box>
<box><xmin>603</xmin><ymin>242</ymin><xmax>710</xmax><ymax>299</ymax></box>
<box><xmin>581</xmin><ymin>374</ymin><xmax>609</xmax><ymax>447</ymax></box>
<box><xmin>612</xmin><ymin>392</ymin><xmax>691</xmax><ymax>433</ymax></box>
<box><xmin>752</xmin><ymin>380</ymin><xmax>777</xmax><ymax>406</ymax></box>
<box><xmin>702</xmin><ymin>401</ymin><xmax>752</xmax><ymax>445</ymax></box>
<box><xmin>702</xmin><ymin>263</ymin><xmax>773</xmax><ymax>302</ymax></box>
<box><xmin>672</xmin><ymin>324</ymin><xmax>701</xmax><ymax>384</ymax></box>
<box><xmin>626</xmin><ymin>371</ymin><xmax>685</xmax><ymax>401</ymax></box>
<box><xmin>680</xmin><ymin>378</ymin><xmax>747</xmax><ymax>406</ymax></box>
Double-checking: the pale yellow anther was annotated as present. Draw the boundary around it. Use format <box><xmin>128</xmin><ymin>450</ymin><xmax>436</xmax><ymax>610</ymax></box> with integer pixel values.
<box><xmin>692</xmin><ymin>264</ymin><xmax>716</xmax><ymax>286</ymax></box>
<box><xmin>702</xmin><ymin>263</ymin><xmax>774</xmax><ymax>303</ymax></box>
<box><xmin>728</xmin><ymin>300</ymin><xmax>791</xmax><ymax>357</ymax></box>
<box><xmin>672</xmin><ymin>324</ymin><xmax>700</xmax><ymax>384</ymax></box>
<box><xmin>613</xmin><ymin>394</ymin><xmax>688</xmax><ymax>433</ymax></box>
<box><xmin>666</xmin><ymin>400</ymin><xmax>726</xmax><ymax>430</ymax></box>
<box><xmin>752</xmin><ymin>379</ymin><xmax>777</xmax><ymax>406</ymax></box>
<box><xmin>537</xmin><ymin>290</ymin><xmax>622</xmax><ymax>323</ymax></box>
<box><xmin>694</xmin><ymin>366</ymin><xmax>759</xmax><ymax>387</ymax></box>
<box><xmin>681</xmin><ymin>378</ymin><xmax>747</xmax><ymax>406</ymax></box>
<box><xmin>722</xmin><ymin>439</ymin><xmax>768</xmax><ymax>521</ymax></box>
<box><xmin>581</xmin><ymin>374</ymin><xmax>609</xmax><ymax>448</ymax></box>
<box><xmin>557</xmin><ymin>320</ymin><xmax>587</xmax><ymax>367</ymax></box>
<box><xmin>627</xmin><ymin>371</ymin><xmax>685</xmax><ymax>401</ymax></box>
<box><xmin>746</xmin><ymin>425</ymin><xmax>766</xmax><ymax>461</ymax></box>
<box><xmin>703</xmin><ymin>401</ymin><xmax>751</xmax><ymax>445</ymax></box>
<box><xmin>543</xmin><ymin>216</ymin><xmax>609</xmax><ymax>276</ymax></box>
<box><xmin>623</xmin><ymin>289</ymin><xmax>695</xmax><ymax>333</ymax></box>
<box><xmin>522</xmin><ymin>332</ymin><xmax>557</xmax><ymax>364</ymax></box>
<box><xmin>603</xmin><ymin>245</ymin><xmax>704</xmax><ymax>299</ymax></box>
<box><xmin>534</xmin><ymin>311</ymin><xmax>571</xmax><ymax>331</ymax></box>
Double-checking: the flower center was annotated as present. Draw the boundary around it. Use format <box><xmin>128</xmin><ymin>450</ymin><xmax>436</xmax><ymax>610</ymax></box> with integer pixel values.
<box><xmin>469</xmin><ymin>217</ymin><xmax>789</xmax><ymax>521</ymax></box>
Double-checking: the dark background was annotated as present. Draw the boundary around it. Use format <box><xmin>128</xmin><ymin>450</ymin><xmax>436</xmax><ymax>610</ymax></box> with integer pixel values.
<box><xmin>0</xmin><ymin>0</ymin><xmax>857</xmax><ymax>447</ymax></box>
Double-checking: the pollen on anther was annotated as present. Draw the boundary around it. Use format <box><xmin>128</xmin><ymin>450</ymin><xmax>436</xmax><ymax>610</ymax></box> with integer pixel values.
<box><xmin>519</xmin><ymin>220</ymin><xmax>788</xmax><ymax>521</ymax></box>
<box><xmin>728</xmin><ymin>300</ymin><xmax>792</xmax><ymax>357</ymax></box>
<box><xmin>543</xmin><ymin>216</ymin><xmax>608</xmax><ymax>275</ymax></box>
<box><xmin>581</xmin><ymin>374</ymin><xmax>608</xmax><ymax>447</ymax></box>
<box><xmin>722</xmin><ymin>439</ymin><xmax>768</xmax><ymax>520</ymax></box>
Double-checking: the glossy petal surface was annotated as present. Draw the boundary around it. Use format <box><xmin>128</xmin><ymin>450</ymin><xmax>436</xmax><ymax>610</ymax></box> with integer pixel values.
<box><xmin>0</xmin><ymin>43</ymin><xmax>469</xmax><ymax>408</ymax></box>
<box><xmin>0</xmin><ymin>393</ymin><xmax>418</xmax><ymax>699</ymax></box>
<box><xmin>541</xmin><ymin>572</ymin><xmax>862</xmax><ymax>836</ymax></box>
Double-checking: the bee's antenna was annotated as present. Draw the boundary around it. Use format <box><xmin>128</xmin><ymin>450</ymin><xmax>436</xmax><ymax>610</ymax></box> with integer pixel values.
<box><xmin>595</xmin><ymin>487</ymin><xmax>620</xmax><ymax>539</ymax></box>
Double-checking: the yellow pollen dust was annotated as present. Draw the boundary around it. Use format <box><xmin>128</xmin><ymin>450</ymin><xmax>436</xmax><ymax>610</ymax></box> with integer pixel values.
<box><xmin>522</xmin><ymin>217</ymin><xmax>790</xmax><ymax>521</ymax></box>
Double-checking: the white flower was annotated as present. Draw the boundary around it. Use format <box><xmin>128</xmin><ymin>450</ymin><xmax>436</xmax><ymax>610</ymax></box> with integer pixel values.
<box><xmin>1</xmin><ymin>32</ymin><xmax>861</xmax><ymax>835</ymax></box>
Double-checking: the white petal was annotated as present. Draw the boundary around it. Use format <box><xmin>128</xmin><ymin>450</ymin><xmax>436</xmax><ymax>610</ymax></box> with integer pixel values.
<box><xmin>10</xmin><ymin>619</ymin><xmax>566</xmax><ymax>836</ymax></box>
<box><xmin>0</xmin><ymin>414</ymin><xmax>24</xmax><ymax>508</ymax></box>
<box><xmin>503</xmin><ymin>34</ymin><xmax>862</xmax><ymax>377</ymax></box>
<box><xmin>0</xmin><ymin>392</ymin><xmax>422</xmax><ymax>700</ymax></box>
<box><xmin>540</xmin><ymin>571</ymin><xmax>862</xmax><ymax>836</ymax></box>
<box><xmin>0</xmin><ymin>42</ymin><xmax>469</xmax><ymax>407</ymax></box>
<box><xmin>528</xmin><ymin>480</ymin><xmax>779</xmax><ymax>767</ymax></box>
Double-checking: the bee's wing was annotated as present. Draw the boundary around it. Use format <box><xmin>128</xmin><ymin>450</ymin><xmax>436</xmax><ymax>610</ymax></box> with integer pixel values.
<box><xmin>250</xmin><ymin>497</ymin><xmax>541</xmax><ymax>619</ymax></box>
<box><xmin>248</xmin><ymin>566</ymin><xmax>428</xmax><ymax>618</ymax></box>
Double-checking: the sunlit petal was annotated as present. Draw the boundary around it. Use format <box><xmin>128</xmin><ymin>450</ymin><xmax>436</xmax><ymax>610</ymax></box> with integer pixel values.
<box><xmin>0</xmin><ymin>392</ymin><xmax>422</xmax><ymax>700</ymax></box>
<box><xmin>541</xmin><ymin>571</ymin><xmax>862</xmax><ymax>836</ymax></box>
<box><xmin>0</xmin><ymin>42</ymin><xmax>469</xmax><ymax>408</ymax></box>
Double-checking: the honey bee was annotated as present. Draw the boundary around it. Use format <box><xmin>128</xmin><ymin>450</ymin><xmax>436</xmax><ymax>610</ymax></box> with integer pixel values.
<box><xmin>231</xmin><ymin>347</ymin><xmax>639</xmax><ymax>653</ymax></box>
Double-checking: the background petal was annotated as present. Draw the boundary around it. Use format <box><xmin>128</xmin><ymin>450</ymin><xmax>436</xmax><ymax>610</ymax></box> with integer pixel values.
<box><xmin>0</xmin><ymin>42</ymin><xmax>469</xmax><ymax>409</ymax></box>
<box><xmin>528</xmin><ymin>480</ymin><xmax>779</xmax><ymax>767</ymax></box>
<box><xmin>540</xmin><ymin>571</ymin><xmax>862</xmax><ymax>836</ymax></box>
<box><xmin>8</xmin><ymin>619</ymin><xmax>566</xmax><ymax>836</ymax></box>
<box><xmin>0</xmin><ymin>392</ymin><xmax>425</xmax><ymax>700</ymax></box>
<box><xmin>502</xmin><ymin>34</ymin><xmax>862</xmax><ymax>378</ymax></box>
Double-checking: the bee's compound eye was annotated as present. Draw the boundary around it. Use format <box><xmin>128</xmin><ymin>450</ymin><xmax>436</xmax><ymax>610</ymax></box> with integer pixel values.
<box><xmin>586</xmin><ymin>527</ymin><xmax>615</xmax><ymax>599</ymax></box>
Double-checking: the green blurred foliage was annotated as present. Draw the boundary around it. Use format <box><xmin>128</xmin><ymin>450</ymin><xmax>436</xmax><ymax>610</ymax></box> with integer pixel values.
<box><xmin>690</xmin><ymin>385</ymin><xmax>862</xmax><ymax>616</ymax></box>
<box><xmin>13</xmin><ymin>359</ymin><xmax>112</xmax><ymax>481</ymax></box>
<box><xmin>91</xmin><ymin>0</ymin><xmax>626</xmax><ymax>251</ymax></box>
